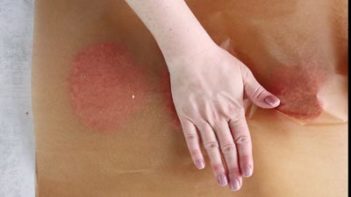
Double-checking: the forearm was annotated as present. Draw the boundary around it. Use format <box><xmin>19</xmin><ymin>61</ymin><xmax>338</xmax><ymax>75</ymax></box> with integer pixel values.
<box><xmin>125</xmin><ymin>0</ymin><xmax>216</xmax><ymax>64</ymax></box>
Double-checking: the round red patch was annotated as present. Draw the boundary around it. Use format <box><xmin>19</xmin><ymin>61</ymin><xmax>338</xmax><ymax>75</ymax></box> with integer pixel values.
<box><xmin>268</xmin><ymin>65</ymin><xmax>327</xmax><ymax>120</ymax></box>
<box><xmin>69</xmin><ymin>43</ymin><xmax>148</xmax><ymax>132</ymax></box>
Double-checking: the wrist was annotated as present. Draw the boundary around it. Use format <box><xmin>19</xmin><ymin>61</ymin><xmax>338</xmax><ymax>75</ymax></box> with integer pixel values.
<box><xmin>161</xmin><ymin>34</ymin><xmax>218</xmax><ymax>66</ymax></box>
<box><xmin>165</xmin><ymin>41</ymin><xmax>221</xmax><ymax>75</ymax></box>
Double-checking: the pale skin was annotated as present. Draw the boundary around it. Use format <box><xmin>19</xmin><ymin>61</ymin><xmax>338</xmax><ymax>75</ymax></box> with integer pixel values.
<box><xmin>125</xmin><ymin>0</ymin><xmax>281</xmax><ymax>192</ymax></box>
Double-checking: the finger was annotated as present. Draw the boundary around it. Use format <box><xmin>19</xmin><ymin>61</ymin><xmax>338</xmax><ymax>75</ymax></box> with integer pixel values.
<box><xmin>229</xmin><ymin>113</ymin><xmax>254</xmax><ymax>178</ymax></box>
<box><xmin>180</xmin><ymin>119</ymin><xmax>205</xmax><ymax>170</ymax></box>
<box><xmin>240</xmin><ymin>65</ymin><xmax>280</xmax><ymax>108</ymax></box>
<box><xmin>197</xmin><ymin>122</ymin><xmax>228</xmax><ymax>187</ymax></box>
<box><xmin>213</xmin><ymin>121</ymin><xmax>242</xmax><ymax>191</ymax></box>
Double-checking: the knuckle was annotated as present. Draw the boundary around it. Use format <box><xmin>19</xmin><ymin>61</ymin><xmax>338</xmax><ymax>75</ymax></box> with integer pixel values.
<box><xmin>230</xmin><ymin>116</ymin><xmax>240</xmax><ymax>125</ymax></box>
<box><xmin>252</xmin><ymin>86</ymin><xmax>265</xmax><ymax>98</ymax></box>
<box><xmin>184</xmin><ymin>133</ymin><xmax>197</xmax><ymax>141</ymax></box>
<box><xmin>240</xmin><ymin>64</ymin><xmax>251</xmax><ymax>77</ymax></box>
<box><xmin>204</xmin><ymin>141</ymin><xmax>219</xmax><ymax>151</ymax></box>
<box><xmin>221</xmin><ymin>143</ymin><xmax>236</xmax><ymax>153</ymax></box>
<box><xmin>234</xmin><ymin>135</ymin><xmax>251</xmax><ymax>145</ymax></box>
<box><xmin>195</xmin><ymin>121</ymin><xmax>210</xmax><ymax>130</ymax></box>
<box><xmin>229</xmin><ymin>111</ymin><xmax>245</xmax><ymax>122</ymax></box>
<box><xmin>222</xmin><ymin>144</ymin><xmax>236</xmax><ymax>153</ymax></box>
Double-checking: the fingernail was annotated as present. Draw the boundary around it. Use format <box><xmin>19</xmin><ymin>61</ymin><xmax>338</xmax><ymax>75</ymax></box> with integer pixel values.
<box><xmin>230</xmin><ymin>179</ymin><xmax>241</xmax><ymax>191</ymax></box>
<box><xmin>217</xmin><ymin>174</ymin><xmax>228</xmax><ymax>186</ymax></box>
<box><xmin>195</xmin><ymin>160</ymin><xmax>205</xmax><ymax>169</ymax></box>
<box><xmin>264</xmin><ymin>95</ymin><xmax>279</xmax><ymax>107</ymax></box>
<box><xmin>243</xmin><ymin>166</ymin><xmax>253</xmax><ymax>177</ymax></box>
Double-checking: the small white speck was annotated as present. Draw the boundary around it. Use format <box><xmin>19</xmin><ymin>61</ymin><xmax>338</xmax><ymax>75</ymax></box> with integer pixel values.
<box><xmin>132</xmin><ymin>94</ymin><xmax>135</xmax><ymax>99</ymax></box>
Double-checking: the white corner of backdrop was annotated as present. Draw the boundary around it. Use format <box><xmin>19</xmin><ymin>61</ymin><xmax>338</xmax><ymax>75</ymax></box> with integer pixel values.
<box><xmin>0</xmin><ymin>0</ymin><xmax>36</xmax><ymax>196</ymax></box>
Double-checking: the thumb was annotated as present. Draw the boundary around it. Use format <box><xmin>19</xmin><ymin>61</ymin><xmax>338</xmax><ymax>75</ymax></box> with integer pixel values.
<box><xmin>240</xmin><ymin>65</ymin><xmax>280</xmax><ymax>109</ymax></box>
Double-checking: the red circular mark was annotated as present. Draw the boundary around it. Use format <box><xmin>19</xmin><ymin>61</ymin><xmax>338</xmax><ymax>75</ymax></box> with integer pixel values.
<box><xmin>267</xmin><ymin>65</ymin><xmax>328</xmax><ymax>119</ymax></box>
<box><xmin>69</xmin><ymin>43</ymin><xmax>148</xmax><ymax>132</ymax></box>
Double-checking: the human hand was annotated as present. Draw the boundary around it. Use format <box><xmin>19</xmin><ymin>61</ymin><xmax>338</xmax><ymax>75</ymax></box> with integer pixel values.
<box><xmin>125</xmin><ymin>0</ymin><xmax>279</xmax><ymax>191</ymax></box>
<box><xmin>168</xmin><ymin>45</ymin><xmax>280</xmax><ymax>191</ymax></box>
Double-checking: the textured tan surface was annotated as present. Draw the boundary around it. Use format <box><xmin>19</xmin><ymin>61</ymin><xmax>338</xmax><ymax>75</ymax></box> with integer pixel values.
<box><xmin>32</xmin><ymin>0</ymin><xmax>348</xmax><ymax>196</ymax></box>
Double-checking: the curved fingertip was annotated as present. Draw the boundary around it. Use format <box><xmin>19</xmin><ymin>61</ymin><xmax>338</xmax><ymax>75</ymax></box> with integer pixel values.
<box><xmin>216</xmin><ymin>174</ymin><xmax>228</xmax><ymax>187</ymax></box>
<box><xmin>242</xmin><ymin>165</ymin><xmax>253</xmax><ymax>177</ymax></box>
<box><xmin>194</xmin><ymin>159</ymin><xmax>205</xmax><ymax>170</ymax></box>
<box><xmin>264</xmin><ymin>95</ymin><xmax>280</xmax><ymax>108</ymax></box>
<box><xmin>229</xmin><ymin>176</ymin><xmax>242</xmax><ymax>191</ymax></box>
